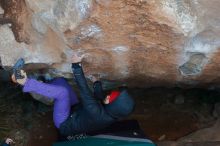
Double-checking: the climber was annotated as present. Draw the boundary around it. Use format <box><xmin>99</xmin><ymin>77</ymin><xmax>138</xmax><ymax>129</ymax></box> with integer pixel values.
<box><xmin>11</xmin><ymin>55</ymin><xmax>135</xmax><ymax>137</ymax></box>
<box><xmin>1</xmin><ymin>138</ymin><xmax>14</xmax><ymax>146</ymax></box>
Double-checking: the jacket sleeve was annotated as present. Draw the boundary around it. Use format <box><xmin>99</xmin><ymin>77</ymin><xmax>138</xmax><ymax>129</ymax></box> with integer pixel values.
<box><xmin>93</xmin><ymin>81</ymin><xmax>105</xmax><ymax>100</ymax></box>
<box><xmin>72</xmin><ymin>63</ymin><xmax>101</xmax><ymax>112</ymax></box>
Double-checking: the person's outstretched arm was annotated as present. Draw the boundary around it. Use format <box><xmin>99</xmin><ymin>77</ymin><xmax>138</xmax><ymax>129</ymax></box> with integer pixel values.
<box><xmin>72</xmin><ymin>54</ymin><xmax>100</xmax><ymax>113</ymax></box>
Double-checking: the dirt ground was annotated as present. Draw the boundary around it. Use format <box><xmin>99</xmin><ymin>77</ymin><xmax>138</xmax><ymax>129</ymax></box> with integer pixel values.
<box><xmin>129</xmin><ymin>88</ymin><xmax>217</xmax><ymax>141</ymax></box>
<box><xmin>26</xmin><ymin>112</ymin><xmax>58</xmax><ymax>146</ymax></box>
<box><xmin>0</xmin><ymin>84</ymin><xmax>219</xmax><ymax>146</ymax></box>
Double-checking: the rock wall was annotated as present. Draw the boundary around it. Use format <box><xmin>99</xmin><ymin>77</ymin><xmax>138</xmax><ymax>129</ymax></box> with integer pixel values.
<box><xmin>1</xmin><ymin>0</ymin><xmax>220</xmax><ymax>88</ymax></box>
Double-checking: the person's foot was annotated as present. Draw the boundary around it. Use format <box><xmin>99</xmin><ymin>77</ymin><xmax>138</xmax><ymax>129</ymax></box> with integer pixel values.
<box><xmin>13</xmin><ymin>58</ymin><xmax>25</xmax><ymax>80</ymax></box>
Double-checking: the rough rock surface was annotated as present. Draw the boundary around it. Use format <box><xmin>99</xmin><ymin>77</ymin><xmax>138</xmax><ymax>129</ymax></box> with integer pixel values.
<box><xmin>178</xmin><ymin>119</ymin><xmax>220</xmax><ymax>142</ymax></box>
<box><xmin>157</xmin><ymin>141</ymin><xmax>220</xmax><ymax>146</ymax></box>
<box><xmin>0</xmin><ymin>4</ymin><xmax>3</xmax><ymax>14</ymax></box>
<box><xmin>1</xmin><ymin>0</ymin><xmax>220</xmax><ymax>87</ymax></box>
<box><xmin>157</xmin><ymin>120</ymin><xmax>220</xmax><ymax>144</ymax></box>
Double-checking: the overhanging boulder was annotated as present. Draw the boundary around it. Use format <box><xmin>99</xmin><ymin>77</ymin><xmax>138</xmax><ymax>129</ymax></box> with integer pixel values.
<box><xmin>1</xmin><ymin>0</ymin><xmax>220</xmax><ymax>88</ymax></box>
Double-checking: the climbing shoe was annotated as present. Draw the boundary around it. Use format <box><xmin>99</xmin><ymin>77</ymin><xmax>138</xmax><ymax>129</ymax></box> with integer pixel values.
<box><xmin>13</xmin><ymin>58</ymin><xmax>25</xmax><ymax>80</ymax></box>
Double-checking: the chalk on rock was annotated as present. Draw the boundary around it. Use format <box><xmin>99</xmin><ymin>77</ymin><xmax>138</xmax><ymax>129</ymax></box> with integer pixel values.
<box><xmin>31</xmin><ymin>14</ymin><xmax>48</xmax><ymax>34</ymax></box>
<box><xmin>0</xmin><ymin>6</ymin><xmax>4</xmax><ymax>14</ymax></box>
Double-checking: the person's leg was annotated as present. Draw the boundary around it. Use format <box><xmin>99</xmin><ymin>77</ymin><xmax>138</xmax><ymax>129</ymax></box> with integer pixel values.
<box><xmin>23</xmin><ymin>79</ymin><xmax>71</xmax><ymax>128</ymax></box>
<box><xmin>72</xmin><ymin>64</ymin><xmax>102</xmax><ymax>114</ymax></box>
<box><xmin>50</xmin><ymin>77</ymin><xmax>79</xmax><ymax>106</ymax></box>
<box><xmin>53</xmin><ymin>97</ymin><xmax>71</xmax><ymax>129</ymax></box>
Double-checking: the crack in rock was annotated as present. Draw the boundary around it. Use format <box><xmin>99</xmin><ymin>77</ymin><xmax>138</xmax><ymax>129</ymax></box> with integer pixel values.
<box><xmin>179</xmin><ymin>53</ymin><xmax>207</xmax><ymax>76</ymax></box>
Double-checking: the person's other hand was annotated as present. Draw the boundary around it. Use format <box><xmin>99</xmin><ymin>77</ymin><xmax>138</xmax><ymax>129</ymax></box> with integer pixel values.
<box><xmin>11</xmin><ymin>70</ymin><xmax>27</xmax><ymax>85</ymax></box>
<box><xmin>72</xmin><ymin>54</ymin><xmax>85</xmax><ymax>64</ymax></box>
<box><xmin>5</xmin><ymin>138</ymin><xmax>14</xmax><ymax>145</ymax></box>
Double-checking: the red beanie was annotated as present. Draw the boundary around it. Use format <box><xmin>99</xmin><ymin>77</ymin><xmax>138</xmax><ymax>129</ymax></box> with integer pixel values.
<box><xmin>109</xmin><ymin>91</ymin><xmax>120</xmax><ymax>103</ymax></box>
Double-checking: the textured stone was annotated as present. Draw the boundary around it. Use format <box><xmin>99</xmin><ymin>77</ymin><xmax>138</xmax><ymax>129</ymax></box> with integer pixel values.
<box><xmin>213</xmin><ymin>103</ymin><xmax>220</xmax><ymax>118</ymax></box>
<box><xmin>31</xmin><ymin>14</ymin><xmax>48</xmax><ymax>35</ymax></box>
<box><xmin>25</xmin><ymin>0</ymin><xmax>92</xmax><ymax>32</ymax></box>
<box><xmin>0</xmin><ymin>25</ymin><xmax>28</xmax><ymax>66</ymax></box>
<box><xmin>179</xmin><ymin>120</ymin><xmax>220</xmax><ymax>142</ymax></box>
<box><xmin>0</xmin><ymin>0</ymin><xmax>31</xmax><ymax>43</ymax></box>
<box><xmin>30</xmin><ymin>93</ymin><xmax>54</xmax><ymax>105</ymax></box>
<box><xmin>0</xmin><ymin>24</ymin><xmax>64</xmax><ymax>66</ymax></box>
<box><xmin>0</xmin><ymin>5</ymin><xmax>4</xmax><ymax>14</ymax></box>
<box><xmin>1</xmin><ymin>0</ymin><xmax>220</xmax><ymax>87</ymax></box>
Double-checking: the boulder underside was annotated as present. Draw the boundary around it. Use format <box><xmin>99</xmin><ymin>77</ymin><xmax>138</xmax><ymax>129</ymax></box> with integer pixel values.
<box><xmin>1</xmin><ymin>0</ymin><xmax>220</xmax><ymax>88</ymax></box>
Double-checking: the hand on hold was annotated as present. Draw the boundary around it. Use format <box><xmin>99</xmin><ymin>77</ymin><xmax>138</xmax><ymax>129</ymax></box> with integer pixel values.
<box><xmin>72</xmin><ymin>54</ymin><xmax>85</xmax><ymax>64</ymax></box>
<box><xmin>5</xmin><ymin>138</ymin><xmax>14</xmax><ymax>145</ymax></box>
<box><xmin>11</xmin><ymin>70</ymin><xmax>27</xmax><ymax>85</ymax></box>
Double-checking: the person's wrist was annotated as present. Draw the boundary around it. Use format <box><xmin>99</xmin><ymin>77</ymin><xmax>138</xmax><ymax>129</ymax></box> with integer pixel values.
<box><xmin>72</xmin><ymin>63</ymin><xmax>81</xmax><ymax>69</ymax></box>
